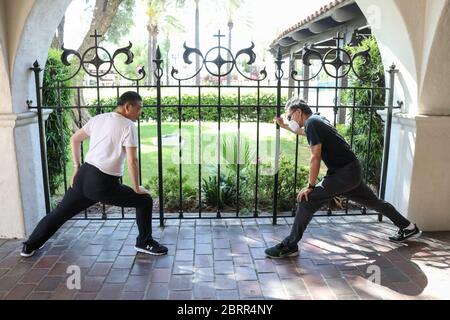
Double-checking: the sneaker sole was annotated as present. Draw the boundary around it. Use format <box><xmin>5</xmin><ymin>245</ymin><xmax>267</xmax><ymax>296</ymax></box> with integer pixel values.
<box><xmin>20</xmin><ymin>251</ymin><xmax>35</xmax><ymax>258</ymax></box>
<box><xmin>390</xmin><ymin>230</ymin><xmax>422</xmax><ymax>243</ymax></box>
<box><xmin>20</xmin><ymin>244</ymin><xmax>45</xmax><ymax>258</ymax></box>
<box><xmin>266</xmin><ymin>251</ymin><xmax>299</xmax><ymax>259</ymax></box>
<box><xmin>134</xmin><ymin>246</ymin><xmax>168</xmax><ymax>256</ymax></box>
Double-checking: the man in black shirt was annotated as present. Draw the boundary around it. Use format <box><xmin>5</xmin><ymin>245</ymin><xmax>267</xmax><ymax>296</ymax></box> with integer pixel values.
<box><xmin>265</xmin><ymin>98</ymin><xmax>421</xmax><ymax>259</ymax></box>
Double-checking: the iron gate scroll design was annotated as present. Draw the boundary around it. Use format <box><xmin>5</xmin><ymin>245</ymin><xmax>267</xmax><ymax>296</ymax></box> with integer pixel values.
<box><xmin>30</xmin><ymin>30</ymin><xmax>399</xmax><ymax>226</ymax></box>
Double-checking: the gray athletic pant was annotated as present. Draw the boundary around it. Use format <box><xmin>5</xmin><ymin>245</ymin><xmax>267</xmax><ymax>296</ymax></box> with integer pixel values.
<box><xmin>283</xmin><ymin>160</ymin><xmax>411</xmax><ymax>247</ymax></box>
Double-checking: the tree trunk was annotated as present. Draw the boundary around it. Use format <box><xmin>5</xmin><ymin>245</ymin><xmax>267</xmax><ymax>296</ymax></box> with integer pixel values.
<box><xmin>195</xmin><ymin>0</ymin><xmax>200</xmax><ymax>85</ymax></box>
<box><xmin>51</xmin><ymin>15</ymin><xmax>66</xmax><ymax>49</ymax></box>
<box><xmin>77</xmin><ymin>0</ymin><xmax>123</xmax><ymax>57</ymax></box>
<box><xmin>147</xmin><ymin>24</ymin><xmax>158</xmax><ymax>85</ymax></box>
<box><xmin>69</xmin><ymin>93</ymin><xmax>91</xmax><ymax>131</ymax></box>
<box><xmin>152</xmin><ymin>32</ymin><xmax>158</xmax><ymax>85</ymax></box>
<box><xmin>58</xmin><ymin>15</ymin><xmax>65</xmax><ymax>47</ymax></box>
<box><xmin>72</xmin><ymin>0</ymin><xmax>123</xmax><ymax>132</ymax></box>
<box><xmin>165</xmin><ymin>36</ymin><xmax>171</xmax><ymax>85</ymax></box>
<box><xmin>227</xmin><ymin>19</ymin><xmax>233</xmax><ymax>85</ymax></box>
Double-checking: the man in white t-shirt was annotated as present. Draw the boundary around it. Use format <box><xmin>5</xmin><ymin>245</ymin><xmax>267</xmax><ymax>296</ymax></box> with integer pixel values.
<box><xmin>21</xmin><ymin>92</ymin><xmax>167</xmax><ymax>257</ymax></box>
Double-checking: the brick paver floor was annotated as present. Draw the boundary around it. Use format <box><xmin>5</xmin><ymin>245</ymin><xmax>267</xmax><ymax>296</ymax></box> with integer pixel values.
<box><xmin>1</xmin><ymin>216</ymin><xmax>449</xmax><ymax>300</ymax></box>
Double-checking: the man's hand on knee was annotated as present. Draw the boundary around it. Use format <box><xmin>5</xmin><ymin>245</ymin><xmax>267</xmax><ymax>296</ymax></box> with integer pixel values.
<box><xmin>297</xmin><ymin>187</ymin><xmax>313</xmax><ymax>202</ymax></box>
<box><xmin>135</xmin><ymin>186</ymin><xmax>150</xmax><ymax>195</ymax></box>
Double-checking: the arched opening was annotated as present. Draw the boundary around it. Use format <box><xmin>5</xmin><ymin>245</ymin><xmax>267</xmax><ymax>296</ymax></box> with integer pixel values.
<box><xmin>4</xmin><ymin>0</ymin><xmax>450</xmax><ymax>237</ymax></box>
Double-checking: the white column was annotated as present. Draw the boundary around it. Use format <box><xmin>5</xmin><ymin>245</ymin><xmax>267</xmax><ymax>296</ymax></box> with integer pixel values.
<box><xmin>0</xmin><ymin>114</ymin><xmax>26</xmax><ymax>238</ymax></box>
<box><xmin>382</xmin><ymin>112</ymin><xmax>416</xmax><ymax>217</ymax></box>
<box><xmin>407</xmin><ymin>115</ymin><xmax>450</xmax><ymax>231</ymax></box>
<box><xmin>0</xmin><ymin>111</ymin><xmax>51</xmax><ymax>239</ymax></box>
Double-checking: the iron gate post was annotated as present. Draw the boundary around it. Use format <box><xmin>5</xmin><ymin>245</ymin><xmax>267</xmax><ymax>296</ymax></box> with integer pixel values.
<box><xmin>31</xmin><ymin>61</ymin><xmax>52</xmax><ymax>214</ymax></box>
<box><xmin>379</xmin><ymin>64</ymin><xmax>398</xmax><ymax>222</ymax></box>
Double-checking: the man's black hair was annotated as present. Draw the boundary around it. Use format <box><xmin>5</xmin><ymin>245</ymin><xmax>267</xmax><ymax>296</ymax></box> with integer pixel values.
<box><xmin>285</xmin><ymin>97</ymin><xmax>313</xmax><ymax>116</ymax></box>
<box><xmin>118</xmin><ymin>91</ymin><xmax>143</xmax><ymax>107</ymax></box>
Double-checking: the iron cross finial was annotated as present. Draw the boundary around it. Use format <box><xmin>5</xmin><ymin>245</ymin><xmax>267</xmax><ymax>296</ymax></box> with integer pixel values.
<box><xmin>90</xmin><ymin>30</ymin><xmax>103</xmax><ymax>46</ymax></box>
<box><xmin>214</xmin><ymin>30</ymin><xmax>226</xmax><ymax>47</ymax></box>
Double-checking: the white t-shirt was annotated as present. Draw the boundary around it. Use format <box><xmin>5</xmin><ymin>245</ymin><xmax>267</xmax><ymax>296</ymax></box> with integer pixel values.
<box><xmin>82</xmin><ymin>112</ymin><xmax>138</xmax><ymax>177</ymax></box>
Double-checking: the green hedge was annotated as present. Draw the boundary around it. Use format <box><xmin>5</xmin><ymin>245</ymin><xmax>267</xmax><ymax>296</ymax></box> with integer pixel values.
<box><xmin>144</xmin><ymin>155</ymin><xmax>309</xmax><ymax>213</ymax></box>
<box><xmin>43</xmin><ymin>49</ymin><xmax>74</xmax><ymax>198</ymax></box>
<box><xmin>88</xmin><ymin>93</ymin><xmax>289</xmax><ymax>123</ymax></box>
<box><xmin>341</xmin><ymin>36</ymin><xmax>386</xmax><ymax>189</ymax></box>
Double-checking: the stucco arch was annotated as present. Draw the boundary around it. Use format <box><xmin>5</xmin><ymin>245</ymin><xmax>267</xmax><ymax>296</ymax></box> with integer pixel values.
<box><xmin>0</xmin><ymin>38</ymin><xmax>12</xmax><ymax>113</ymax></box>
<box><xmin>2</xmin><ymin>0</ymin><xmax>449</xmax><ymax>237</ymax></box>
<box><xmin>419</xmin><ymin>0</ymin><xmax>450</xmax><ymax>115</ymax></box>
<box><xmin>356</xmin><ymin>0</ymin><xmax>420</xmax><ymax>114</ymax></box>
<box><xmin>10</xmin><ymin>0</ymin><xmax>71</xmax><ymax>114</ymax></box>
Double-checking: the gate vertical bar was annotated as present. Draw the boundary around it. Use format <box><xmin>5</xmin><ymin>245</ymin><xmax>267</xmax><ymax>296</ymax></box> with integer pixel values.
<box><xmin>198</xmin><ymin>87</ymin><xmax>202</xmax><ymax>218</ymax></box>
<box><xmin>77</xmin><ymin>88</ymin><xmax>88</xmax><ymax>219</ymax></box>
<box><xmin>154</xmin><ymin>47</ymin><xmax>165</xmax><ymax>227</ymax></box>
<box><xmin>273</xmin><ymin>47</ymin><xmax>284</xmax><ymax>225</ymax></box>
<box><xmin>293</xmin><ymin>81</ymin><xmax>301</xmax><ymax>216</ymax></box>
<box><xmin>379</xmin><ymin>64</ymin><xmax>398</xmax><ymax>222</ymax></box>
<box><xmin>91</xmin><ymin>31</ymin><xmax>107</xmax><ymax>220</ymax></box>
<box><xmin>236</xmin><ymin>87</ymin><xmax>241</xmax><ymax>217</ymax></box>
<box><xmin>178</xmin><ymin>80</ymin><xmax>184</xmax><ymax>218</ymax></box>
<box><xmin>216</xmin><ymin>33</ymin><xmax>223</xmax><ymax>219</ymax></box>
<box><xmin>32</xmin><ymin>61</ymin><xmax>51</xmax><ymax>214</ymax></box>
<box><xmin>56</xmin><ymin>81</ymin><xmax>68</xmax><ymax>193</ymax></box>
<box><xmin>115</xmin><ymin>87</ymin><xmax>125</xmax><ymax>219</ymax></box>
<box><xmin>254</xmin><ymin>81</ymin><xmax>261</xmax><ymax>218</ymax></box>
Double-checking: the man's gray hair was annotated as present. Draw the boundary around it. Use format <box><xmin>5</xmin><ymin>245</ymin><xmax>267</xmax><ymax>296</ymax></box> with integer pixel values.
<box><xmin>285</xmin><ymin>97</ymin><xmax>313</xmax><ymax>116</ymax></box>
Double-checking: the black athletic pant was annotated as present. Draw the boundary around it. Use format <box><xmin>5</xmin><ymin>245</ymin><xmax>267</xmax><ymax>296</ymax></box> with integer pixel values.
<box><xmin>283</xmin><ymin>160</ymin><xmax>411</xmax><ymax>247</ymax></box>
<box><xmin>24</xmin><ymin>163</ymin><xmax>153</xmax><ymax>250</ymax></box>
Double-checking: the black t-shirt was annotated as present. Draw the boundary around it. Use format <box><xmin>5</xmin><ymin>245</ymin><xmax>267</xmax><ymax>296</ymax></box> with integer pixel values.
<box><xmin>304</xmin><ymin>114</ymin><xmax>358</xmax><ymax>171</ymax></box>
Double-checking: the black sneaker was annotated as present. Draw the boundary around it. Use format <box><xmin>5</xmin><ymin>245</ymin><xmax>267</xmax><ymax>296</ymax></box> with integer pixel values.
<box><xmin>389</xmin><ymin>224</ymin><xmax>422</xmax><ymax>243</ymax></box>
<box><xmin>265</xmin><ymin>243</ymin><xmax>299</xmax><ymax>259</ymax></box>
<box><xmin>135</xmin><ymin>240</ymin><xmax>168</xmax><ymax>256</ymax></box>
<box><xmin>20</xmin><ymin>244</ymin><xmax>36</xmax><ymax>258</ymax></box>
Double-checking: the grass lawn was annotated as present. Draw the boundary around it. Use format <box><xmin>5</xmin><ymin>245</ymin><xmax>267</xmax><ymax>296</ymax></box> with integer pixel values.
<box><xmin>60</xmin><ymin>121</ymin><xmax>317</xmax><ymax>195</ymax></box>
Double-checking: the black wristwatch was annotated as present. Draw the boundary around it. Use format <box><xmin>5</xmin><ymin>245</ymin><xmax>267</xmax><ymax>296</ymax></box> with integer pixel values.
<box><xmin>307</xmin><ymin>183</ymin><xmax>316</xmax><ymax>190</ymax></box>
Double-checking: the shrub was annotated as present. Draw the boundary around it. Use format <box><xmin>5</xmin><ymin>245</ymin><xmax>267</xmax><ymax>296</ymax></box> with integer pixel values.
<box><xmin>43</xmin><ymin>49</ymin><xmax>75</xmax><ymax>197</ymax></box>
<box><xmin>250</xmin><ymin>156</ymin><xmax>309</xmax><ymax>212</ymax></box>
<box><xmin>201</xmin><ymin>173</ymin><xmax>236</xmax><ymax>210</ymax></box>
<box><xmin>144</xmin><ymin>166</ymin><xmax>198</xmax><ymax>212</ymax></box>
<box><xmin>87</xmin><ymin>93</ymin><xmax>288</xmax><ymax>123</ymax></box>
<box><xmin>341</xmin><ymin>36</ymin><xmax>385</xmax><ymax>189</ymax></box>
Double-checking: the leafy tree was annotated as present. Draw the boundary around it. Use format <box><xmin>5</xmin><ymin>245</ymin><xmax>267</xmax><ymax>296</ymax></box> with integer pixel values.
<box><xmin>105</xmin><ymin>0</ymin><xmax>136</xmax><ymax>44</ymax></box>
<box><xmin>43</xmin><ymin>49</ymin><xmax>75</xmax><ymax>199</ymax></box>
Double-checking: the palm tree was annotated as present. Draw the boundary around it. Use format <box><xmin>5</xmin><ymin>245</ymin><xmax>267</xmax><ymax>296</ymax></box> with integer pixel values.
<box><xmin>145</xmin><ymin>0</ymin><xmax>185</xmax><ymax>85</ymax></box>
<box><xmin>191</xmin><ymin>0</ymin><xmax>249</xmax><ymax>84</ymax></box>
<box><xmin>225</xmin><ymin>0</ymin><xmax>252</xmax><ymax>84</ymax></box>
<box><xmin>161</xmin><ymin>16</ymin><xmax>186</xmax><ymax>84</ymax></box>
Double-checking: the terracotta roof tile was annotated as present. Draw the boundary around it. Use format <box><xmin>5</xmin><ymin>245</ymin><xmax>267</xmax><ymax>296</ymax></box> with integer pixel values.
<box><xmin>271</xmin><ymin>0</ymin><xmax>351</xmax><ymax>47</ymax></box>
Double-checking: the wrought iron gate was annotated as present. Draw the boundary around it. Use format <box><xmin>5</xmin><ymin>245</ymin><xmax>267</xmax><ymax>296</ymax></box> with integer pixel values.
<box><xmin>30</xmin><ymin>30</ymin><xmax>400</xmax><ymax>226</ymax></box>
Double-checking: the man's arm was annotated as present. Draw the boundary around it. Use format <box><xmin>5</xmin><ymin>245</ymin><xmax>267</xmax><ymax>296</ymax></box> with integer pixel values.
<box><xmin>297</xmin><ymin>144</ymin><xmax>322</xmax><ymax>202</ymax></box>
<box><xmin>308</xmin><ymin>144</ymin><xmax>322</xmax><ymax>186</ymax></box>
<box><xmin>126</xmin><ymin>147</ymin><xmax>148</xmax><ymax>195</ymax></box>
<box><xmin>69</xmin><ymin>129</ymin><xmax>89</xmax><ymax>187</ymax></box>
<box><xmin>70</xmin><ymin>129</ymin><xmax>89</xmax><ymax>167</ymax></box>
